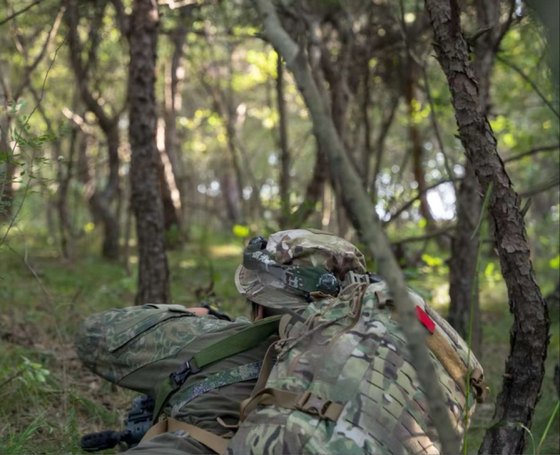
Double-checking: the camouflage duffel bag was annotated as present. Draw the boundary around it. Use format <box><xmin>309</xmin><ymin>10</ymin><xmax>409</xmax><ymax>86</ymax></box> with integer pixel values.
<box><xmin>227</xmin><ymin>281</ymin><xmax>486</xmax><ymax>455</ymax></box>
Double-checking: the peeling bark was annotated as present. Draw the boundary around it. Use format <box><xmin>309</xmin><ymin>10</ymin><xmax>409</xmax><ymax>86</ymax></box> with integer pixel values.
<box><xmin>424</xmin><ymin>1</ymin><xmax>550</xmax><ymax>453</ymax></box>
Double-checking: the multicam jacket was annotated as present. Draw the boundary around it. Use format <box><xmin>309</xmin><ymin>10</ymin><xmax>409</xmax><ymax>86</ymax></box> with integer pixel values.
<box><xmin>227</xmin><ymin>281</ymin><xmax>485</xmax><ymax>455</ymax></box>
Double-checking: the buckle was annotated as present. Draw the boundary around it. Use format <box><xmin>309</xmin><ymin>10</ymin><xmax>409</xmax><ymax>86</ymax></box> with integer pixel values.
<box><xmin>169</xmin><ymin>359</ymin><xmax>200</xmax><ymax>387</ymax></box>
<box><xmin>295</xmin><ymin>391</ymin><xmax>333</xmax><ymax>418</ymax></box>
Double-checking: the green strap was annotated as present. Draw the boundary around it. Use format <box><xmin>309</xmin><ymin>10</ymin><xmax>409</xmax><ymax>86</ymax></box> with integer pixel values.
<box><xmin>171</xmin><ymin>360</ymin><xmax>262</xmax><ymax>411</ymax></box>
<box><xmin>191</xmin><ymin>315</ymin><xmax>281</xmax><ymax>370</ymax></box>
<box><xmin>153</xmin><ymin>316</ymin><xmax>281</xmax><ymax>421</ymax></box>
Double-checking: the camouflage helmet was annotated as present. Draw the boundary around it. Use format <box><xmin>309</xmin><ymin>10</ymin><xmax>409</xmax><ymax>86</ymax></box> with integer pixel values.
<box><xmin>234</xmin><ymin>229</ymin><xmax>367</xmax><ymax>309</ymax></box>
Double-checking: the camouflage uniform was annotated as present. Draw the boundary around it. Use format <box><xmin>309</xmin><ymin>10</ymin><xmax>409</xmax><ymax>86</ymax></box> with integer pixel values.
<box><xmin>230</xmin><ymin>229</ymin><xmax>485</xmax><ymax>455</ymax></box>
<box><xmin>76</xmin><ymin>229</ymin><xmax>367</xmax><ymax>455</ymax></box>
<box><xmin>76</xmin><ymin>304</ymin><xmax>272</xmax><ymax>454</ymax></box>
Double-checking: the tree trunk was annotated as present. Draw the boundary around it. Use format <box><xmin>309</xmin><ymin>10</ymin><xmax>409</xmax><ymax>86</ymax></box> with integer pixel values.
<box><xmin>404</xmin><ymin>58</ymin><xmax>434</xmax><ymax>227</ymax></box>
<box><xmin>276</xmin><ymin>52</ymin><xmax>290</xmax><ymax>228</ymax></box>
<box><xmin>289</xmin><ymin>146</ymin><xmax>327</xmax><ymax>227</ymax></box>
<box><xmin>128</xmin><ymin>0</ymin><xmax>169</xmax><ymax>305</ymax></box>
<box><xmin>424</xmin><ymin>1</ymin><xmax>550</xmax><ymax>453</ymax></box>
<box><xmin>256</xmin><ymin>2</ymin><xmax>461</xmax><ymax>452</ymax></box>
<box><xmin>163</xmin><ymin>13</ymin><xmax>190</xmax><ymax>236</ymax></box>
<box><xmin>56</xmin><ymin>127</ymin><xmax>78</xmax><ymax>259</ymax></box>
<box><xmin>448</xmin><ymin>163</ymin><xmax>482</xmax><ymax>355</ymax></box>
<box><xmin>448</xmin><ymin>0</ymin><xmax>503</xmax><ymax>357</ymax></box>
<box><xmin>66</xmin><ymin>0</ymin><xmax>121</xmax><ymax>260</ymax></box>
<box><xmin>0</xmin><ymin>79</ymin><xmax>14</xmax><ymax>223</ymax></box>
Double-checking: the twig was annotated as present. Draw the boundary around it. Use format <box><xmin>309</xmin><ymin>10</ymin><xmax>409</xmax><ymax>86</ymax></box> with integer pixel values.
<box><xmin>0</xmin><ymin>0</ymin><xmax>42</xmax><ymax>27</ymax></box>
<box><xmin>392</xmin><ymin>226</ymin><xmax>454</xmax><ymax>245</ymax></box>
<box><xmin>520</xmin><ymin>175</ymin><xmax>560</xmax><ymax>198</ymax></box>
<box><xmin>384</xmin><ymin>177</ymin><xmax>460</xmax><ymax>225</ymax></box>
<box><xmin>0</xmin><ymin>368</ymin><xmax>24</xmax><ymax>389</ymax></box>
<box><xmin>496</xmin><ymin>53</ymin><xmax>559</xmax><ymax>118</ymax></box>
<box><xmin>503</xmin><ymin>143</ymin><xmax>559</xmax><ymax>163</ymax></box>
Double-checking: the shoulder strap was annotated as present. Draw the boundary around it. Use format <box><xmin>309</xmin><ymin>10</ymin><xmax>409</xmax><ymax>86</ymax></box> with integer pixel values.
<box><xmin>153</xmin><ymin>315</ymin><xmax>281</xmax><ymax>420</ymax></box>
<box><xmin>141</xmin><ymin>417</ymin><xmax>229</xmax><ymax>455</ymax></box>
<box><xmin>190</xmin><ymin>315</ymin><xmax>281</xmax><ymax>371</ymax></box>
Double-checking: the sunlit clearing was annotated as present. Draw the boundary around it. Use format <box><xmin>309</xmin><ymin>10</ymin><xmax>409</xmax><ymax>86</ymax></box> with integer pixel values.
<box><xmin>209</xmin><ymin>244</ymin><xmax>243</xmax><ymax>258</ymax></box>
<box><xmin>129</xmin><ymin>256</ymin><xmax>138</xmax><ymax>264</ymax></box>
<box><xmin>427</xmin><ymin>182</ymin><xmax>455</xmax><ymax>220</ymax></box>
<box><xmin>179</xmin><ymin>259</ymin><xmax>196</xmax><ymax>269</ymax></box>
<box><xmin>429</xmin><ymin>282</ymin><xmax>449</xmax><ymax>311</ymax></box>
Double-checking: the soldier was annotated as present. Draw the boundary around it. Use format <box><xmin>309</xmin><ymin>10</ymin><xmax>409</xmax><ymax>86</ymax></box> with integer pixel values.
<box><xmin>75</xmin><ymin>229</ymin><xmax>367</xmax><ymax>454</ymax></box>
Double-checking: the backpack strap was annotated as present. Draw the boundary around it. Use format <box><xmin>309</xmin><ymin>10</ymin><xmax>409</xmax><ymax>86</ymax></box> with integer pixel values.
<box><xmin>153</xmin><ymin>315</ymin><xmax>281</xmax><ymax>421</ymax></box>
<box><xmin>240</xmin><ymin>387</ymin><xmax>344</xmax><ymax>422</ymax></box>
<box><xmin>141</xmin><ymin>417</ymin><xmax>229</xmax><ymax>455</ymax></box>
<box><xmin>170</xmin><ymin>360</ymin><xmax>262</xmax><ymax>412</ymax></box>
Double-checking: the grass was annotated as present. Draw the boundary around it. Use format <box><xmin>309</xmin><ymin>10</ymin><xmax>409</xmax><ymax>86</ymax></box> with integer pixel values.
<box><xmin>0</xmin><ymin>226</ymin><xmax>559</xmax><ymax>454</ymax></box>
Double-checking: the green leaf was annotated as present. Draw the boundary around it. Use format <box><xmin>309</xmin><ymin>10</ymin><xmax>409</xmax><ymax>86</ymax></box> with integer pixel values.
<box><xmin>549</xmin><ymin>255</ymin><xmax>560</xmax><ymax>270</ymax></box>
<box><xmin>232</xmin><ymin>224</ymin><xmax>250</xmax><ymax>238</ymax></box>
<box><xmin>421</xmin><ymin>254</ymin><xmax>443</xmax><ymax>267</ymax></box>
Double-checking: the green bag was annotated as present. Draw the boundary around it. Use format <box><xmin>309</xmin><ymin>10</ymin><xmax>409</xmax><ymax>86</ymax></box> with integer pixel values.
<box><xmin>227</xmin><ymin>281</ymin><xmax>485</xmax><ymax>455</ymax></box>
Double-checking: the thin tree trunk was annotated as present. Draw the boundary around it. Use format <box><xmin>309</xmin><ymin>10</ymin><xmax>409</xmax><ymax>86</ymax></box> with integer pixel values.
<box><xmin>276</xmin><ymin>52</ymin><xmax>290</xmax><ymax>228</ymax></box>
<box><xmin>404</xmin><ymin>58</ymin><xmax>434</xmax><ymax>226</ymax></box>
<box><xmin>448</xmin><ymin>0</ymin><xmax>502</xmax><ymax>358</ymax></box>
<box><xmin>163</xmin><ymin>13</ymin><xmax>190</xmax><ymax>236</ymax></box>
<box><xmin>425</xmin><ymin>1</ymin><xmax>550</xmax><ymax>453</ymax></box>
<box><xmin>128</xmin><ymin>0</ymin><xmax>169</xmax><ymax>305</ymax></box>
<box><xmin>0</xmin><ymin>77</ymin><xmax>14</xmax><ymax>223</ymax></box>
<box><xmin>448</xmin><ymin>163</ymin><xmax>482</xmax><ymax>355</ymax></box>
<box><xmin>289</xmin><ymin>146</ymin><xmax>327</xmax><ymax>227</ymax></box>
<box><xmin>255</xmin><ymin>2</ymin><xmax>461</xmax><ymax>452</ymax></box>
<box><xmin>66</xmin><ymin>0</ymin><xmax>121</xmax><ymax>260</ymax></box>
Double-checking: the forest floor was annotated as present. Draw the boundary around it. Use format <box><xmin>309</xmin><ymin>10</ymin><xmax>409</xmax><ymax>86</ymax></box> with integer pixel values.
<box><xmin>0</xmin><ymin>228</ymin><xmax>559</xmax><ymax>454</ymax></box>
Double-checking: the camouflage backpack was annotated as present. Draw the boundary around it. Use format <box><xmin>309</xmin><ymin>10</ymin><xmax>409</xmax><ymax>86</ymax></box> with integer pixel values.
<box><xmin>228</xmin><ymin>232</ymin><xmax>486</xmax><ymax>455</ymax></box>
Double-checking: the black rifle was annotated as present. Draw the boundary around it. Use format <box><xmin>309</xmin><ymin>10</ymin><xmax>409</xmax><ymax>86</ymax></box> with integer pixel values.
<box><xmin>80</xmin><ymin>394</ymin><xmax>155</xmax><ymax>452</ymax></box>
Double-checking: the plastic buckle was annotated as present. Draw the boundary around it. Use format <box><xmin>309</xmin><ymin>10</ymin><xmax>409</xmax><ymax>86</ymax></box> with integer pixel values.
<box><xmin>169</xmin><ymin>359</ymin><xmax>200</xmax><ymax>387</ymax></box>
<box><xmin>295</xmin><ymin>391</ymin><xmax>332</xmax><ymax>418</ymax></box>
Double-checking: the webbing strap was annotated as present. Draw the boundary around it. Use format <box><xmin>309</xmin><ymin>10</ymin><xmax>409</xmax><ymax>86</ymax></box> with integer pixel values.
<box><xmin>240</xmin><ymin>387</ymin><xmax>344</xmax><ymax>422</ymax></box>
<box><xmin>191</xmin><ymin>315</ymin><xmax>281</xmax><ymax>369</ymax></box>
<box><xmin>153</xmin><ymin>316</ymin><xmax>281</xmax><ymax>421</ymax></box>
<box><xmin>141</xmin><ymin>417</ymin><xmax>229</xmax><ymax>455</ymax></box>
<box><xmin>171</xmin><ymin>361</ymin><xmax>262</xmax><ymax>412</ymax></box>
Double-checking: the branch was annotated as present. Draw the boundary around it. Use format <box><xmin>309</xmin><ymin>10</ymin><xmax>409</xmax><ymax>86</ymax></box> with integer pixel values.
<box><xmin>503</xmin><ymin>143</ymin><xmax>559</xmax><ymax>163</ymax></box>
<box><xmin>14</xmin><ymin>5</ymin><xmax>64</xmax><ymax>100</ymax></box>
<box><xmin>393</xmin><ymin>226</ymin><xmax>454</xmax><ymax>245</ymax></box>
<box><xmin>520</xmin><ymin>175</ymin><xmax>559</xmax><ymax>198</ymax></box>
<box><xmin>0</xmin><ymin>0</ymin><xmax>42</xmax><ymax>27</ymax></box>
<box><xmin>108</xmin><ymin>0</ymin><xmax>129</xmax><ymax>35</ymax></box>
<box><xmin>496</xmin><ymin>53</ymin><xmax>560</xmax><ymax>118</ymax></box>
<box><xmin>384</xmin><ymin>177</ymin><xmax>461</xmax><ymax>225</ymax></box>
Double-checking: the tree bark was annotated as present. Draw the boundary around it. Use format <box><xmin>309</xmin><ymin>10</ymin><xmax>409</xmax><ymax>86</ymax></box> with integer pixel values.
<box><xmin>448</xmin><ymin>163</ymin><xmax>482</xmax><ymax>355</ymax></box>
<box><xmin>276</xmin><ymin>52</ymin><xmax>291</xmax><ymax>228</ymax></box>
<box><xmin>162</xmin><ymin>8</ymin><xmax>192</xmax><ymax>237</ymax></box>
<box><xmin>404</xmin><ymin>57</ymin><xmax>435</xmax><ymax>227</ymax></box>
<box><xmin>424</xmin><ymin>1</ymin><xmax>550</xmax><ymax>453</ymax></box>
<box><xmin>128</xmin><ymin>0</ymin><xmax>169</xmax><ymax>305</ymax></box>
<box><xmin>448</xmin><ymin>0</ymin><xmax>504</xmax><ymax>357</ymax></box>
<box><xmin>255</xmin><ymin>1</ymin><xmax>461</xmax><ymax>452</ymax></box>
<box><xmin>66</xmin><ymin>0</ymin><xmax>121</xmax><ymax>260</ymax></box>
